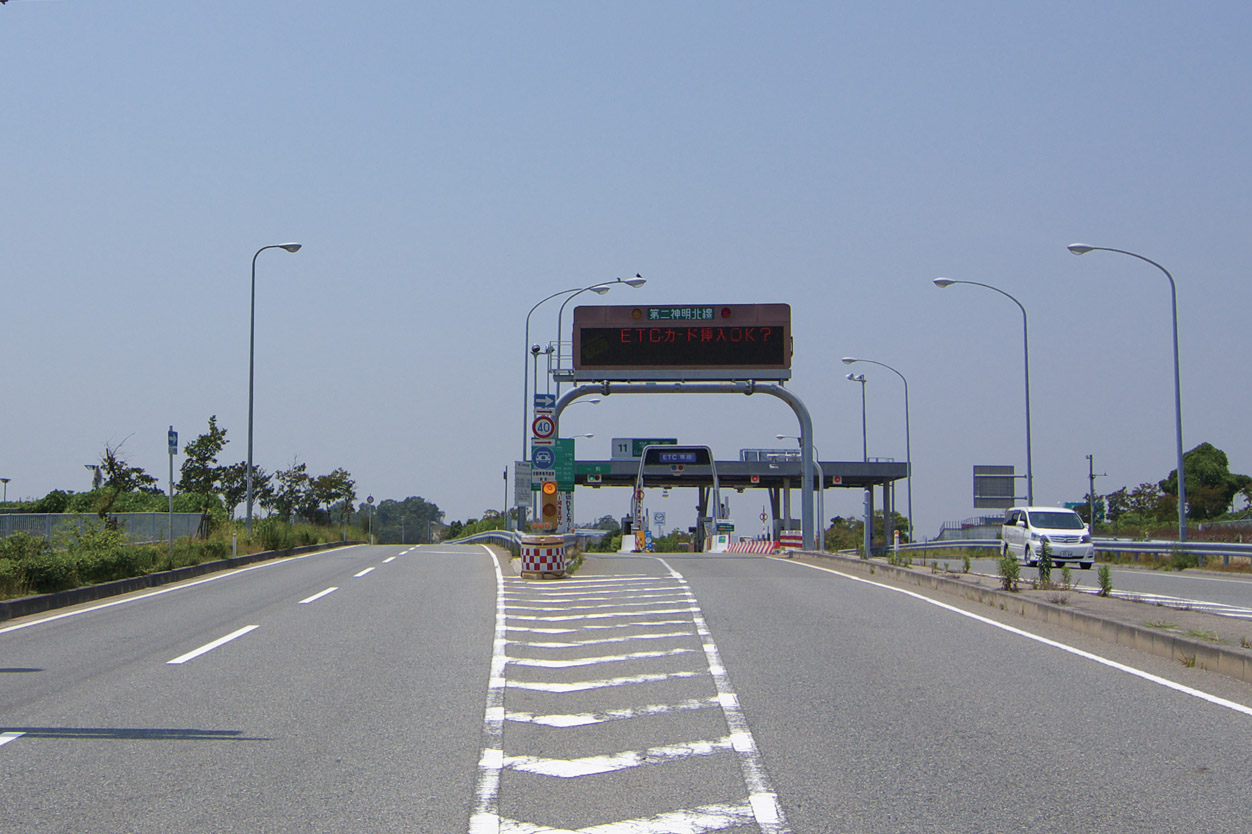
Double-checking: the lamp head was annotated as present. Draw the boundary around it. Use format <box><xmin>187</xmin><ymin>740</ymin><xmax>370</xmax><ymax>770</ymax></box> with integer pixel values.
<box><xmin>846</xmin><ymin>372</ymin><xmax>865</xmax><ymax>382</ymax></box>
<box><xmin>624</xmin><ymin>273</ymin><xmax>646</xmax><ymax>288</ymax></box>
<box><xmin>591</xmin><ymin>286</ymin><xmax>611</xmax><ymax>295</ymax></box>
<box><xmin>279</xmin><ymin>243</ymin><xmax>302</xmax><ymax>253</ymax></box>
<box><xmin>933</xmin><ymin>278</ymin><xmax>955</xmax><ymax>288</ymax></box>
<box><xmin>1067</xmin><ymin>243</ymin><xmax>1095</xmax><ymax>255</ymax></box>
<box><xmin>841</xmin><ymin>357</ymin><xmax>858</xmax><ymax>365</ymax></box>
<box><xmin>531</xmin><ymin>344</ymin><xmax>542</xmax><ymax>356</ymax></box>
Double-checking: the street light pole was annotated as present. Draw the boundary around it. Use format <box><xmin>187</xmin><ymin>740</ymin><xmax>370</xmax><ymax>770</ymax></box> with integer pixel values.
<box><xmin>846</xmin><ymin>373</ymin><xmax>867</xmax><ymax>462</ymax></box>
<box><xmin>555</xmin><ymin>275</ymin><xmax>645</xmax><ymax>398</ymax></box>
<box><xmin>934</xmin><ymin>278</ymin><xmax>1033</xmax><ymax>506</ymax></box>
<box><xmin>1068</xmin><ymin>244</ymin><xmax>1186</xmax><ymax>541</ymax></box>
<box><xmin>844</xmin><ymin>357</ymin><xmax>913</xmax><ymax>542</ymax></box>
<box><xmin>246</xmin><ymin>242</ymin><xmax>302</xmax><ymax>536</ymax></box>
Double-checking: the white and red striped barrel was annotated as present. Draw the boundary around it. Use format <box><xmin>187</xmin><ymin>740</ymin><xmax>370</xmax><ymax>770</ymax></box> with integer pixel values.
<box><xmin>520</xmin><ymin>535</ymin><xmax>566</xmax><ymax>578</ymax></box>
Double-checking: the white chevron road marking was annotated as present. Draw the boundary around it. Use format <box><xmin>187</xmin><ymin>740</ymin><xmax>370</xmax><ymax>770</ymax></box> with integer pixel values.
<box><xmin>506</xmin><ymin>670</ymin><xmax>704</xmax><ymax>693</ymax></box>
<box><xmin>496</xmin><ymin>802</ymin><xmax>756</xmax><ymax>833</ymax></box>
<box><xmin>507</xmin><ymin>648</ymin><xmax>696</xmax><ymax>668</ymax></box>
<box><xmin>504</xmin><ymin>737</ymin><xmax>733</xmax><ymax>777</ymax></box>
<box><xmin>505</xmin><ymin>697</ymin><xmax>720</xmax><ymax>728</ymax></box>
<box><xmin>508</xmin><ymin>631</ymin><xmax>694</xmax><ymax>649</ymax></box>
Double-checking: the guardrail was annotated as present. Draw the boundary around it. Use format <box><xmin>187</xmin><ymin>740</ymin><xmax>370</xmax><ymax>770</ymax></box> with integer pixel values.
<box><xmin>453</xmin><ymin>529</ymin><xmax>524</xmax><ymax>552</ymax></box>
<box><xmin>451</xmin><ymin>529</ymin><xmax>589</xmax><ymax>556</ymax></box>
<box><xmin>892</xmin><ymin>538</ymin><xmax>1252</xmax><ymax>567</ymax></box>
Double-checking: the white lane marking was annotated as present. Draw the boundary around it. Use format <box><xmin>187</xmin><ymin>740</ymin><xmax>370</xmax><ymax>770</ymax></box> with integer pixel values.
<box><xmin>503</xmin><ymin>586</ymin><xmax>685</xmax><ymax>598</ymax></box>
<box><xmin>508</xmin><ymin>670</ymin><xmax>704</xmax><ymax>693</ymax></box>
<box><xmin>0</xmin><ymin>546</ymin><xmax>361</xmax><ymax>636</ymax></box>
<box><xmin>507</xmin><ymin>607</ymin><xmax>699</xmax><ymax>622</ymax></box>
<box><xmin>354</xmin><ymin>567</ymin><xmax>375</xmax><ymax>578</ymax></box>
<box><xmin>505</xmin><ymin>737</ymin><xmax>734</xmax><ymax>778</ymax></box>
<box><xmin>509</xmin><ymin>631</ymin><xmax>695</xmax><ymax>649</ymax></box>
<box><xmin>383</xmin><ymin>556</ymin><xmax>397</xmax><ymax>564</ymax></box>
<box><xmin>507</xmin><ymin>619</ymin><xmax>695</xmax><ymax>635</ymax></box>
<box><xmin>469</xmin><ymin>546</ymin><xmax>508</xmax><ymax>834</ymax></box>
<box><xmin>657</xmin><ymin>558</ymin><xmax>790</xmax><ymax>834</ymax></box>
<box><xmin>167</xmin><ymin>625</ymin><xmax>260</xmax><ymax>665</ymax></box>
<box><xmin>779</xmin><ymin>558</ymin><xmax>1252</xmax><ymax>719</ymax></box>
<box><xmin>0</xmin><ymin>732</ymin><xmax>24</xmax><ymax>748</ymax></box>
<box><xmin>298</xmin><ymin>587</ymin><xmax>339</xmax><ymax>604</ymax></box>
<box><xmin>507</xmin><ymin>648</ymin><xmax>696</xmax><ymax>669</ymax></box>
<box><xmin>498</xmin><ymin>802</ymin><xmax>755</xmax><ymax>834</ymax></box>
<box><xmin>506</xmin><ymin>697</ymin><xmax>720</xmax><ymax>728</ymax></box>
<box><xmin>505</xmin><ymin>600</ymin><xmax>687</xmax><ymax>612</ymax></box>
<box><xmin>503</xmin><ymin>591</ymin><xmax>687</xmax><ymax>603</ymax></box>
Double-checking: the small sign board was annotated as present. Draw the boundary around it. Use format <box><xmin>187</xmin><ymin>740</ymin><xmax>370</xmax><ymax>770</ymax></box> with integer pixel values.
<box><xmin>514</xmin><ymin>462</ymin><xmax>533</xmax><ymax>505</ymax></box>
<box><xmin>553</xmin><ymin>437</ymin><xmax>575</xmax><ymax>493</ymax></box>
<box><xmin>973</xmin><ymin>465</ymin><xmax>1019</xmax><ymax>509</ymax></box>
<box><xmin>611</xmin><ymin>438</ymin><xmax>678</xmax><ymax>460</ymax></box>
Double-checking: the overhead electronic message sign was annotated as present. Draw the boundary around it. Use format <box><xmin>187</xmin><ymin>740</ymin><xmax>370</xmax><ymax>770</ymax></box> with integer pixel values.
<box><xmin>571</xmin><ymin>304</ymin><xmax>792</xmax><ymax>381</ymax></box>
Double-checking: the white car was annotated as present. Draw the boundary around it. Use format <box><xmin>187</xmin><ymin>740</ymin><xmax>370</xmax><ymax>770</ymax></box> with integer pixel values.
<box><xmin>1001</xmin><ymin>506</ymin><xmax>1095</xmax><ymax>569</ymax></box>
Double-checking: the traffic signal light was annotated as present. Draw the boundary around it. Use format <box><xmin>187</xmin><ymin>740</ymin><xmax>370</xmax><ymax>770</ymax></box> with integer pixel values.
<box><xmin>537</xmin><ymin>480</ymin><xmax>560</xmax><ymax>531</ymax></box>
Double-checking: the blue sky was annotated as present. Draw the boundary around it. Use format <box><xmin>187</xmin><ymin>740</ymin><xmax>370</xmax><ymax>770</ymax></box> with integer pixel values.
<box><xmin>3</xmin><ymin>1</ymin><xmax>1249</xmax><ymax>537</ymax></box>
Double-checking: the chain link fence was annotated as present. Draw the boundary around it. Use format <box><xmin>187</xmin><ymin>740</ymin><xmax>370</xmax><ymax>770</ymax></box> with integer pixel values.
<box><xmin>1</xmin><ymin>513</ymin><xmax>209</xmax><ymax>544</ymax></box>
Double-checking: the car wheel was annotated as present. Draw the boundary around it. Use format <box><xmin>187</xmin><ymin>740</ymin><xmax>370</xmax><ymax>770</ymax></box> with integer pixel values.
<box><xmin>1024</xmin><ymin>547</ymin><xmax>1037</xmax><ymax>568</ymax></box>
<box><xmin>1080</xmin><ymin>561</ymin><xmax>1093</xmax><ymax>570</ymax></box>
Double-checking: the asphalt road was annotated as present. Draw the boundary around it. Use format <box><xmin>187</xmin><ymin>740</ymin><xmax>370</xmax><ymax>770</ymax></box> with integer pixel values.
<box><xmin>4</xmin><ymin>545</ymin><xmax>1252</xmax><ymax>832</ymax></box>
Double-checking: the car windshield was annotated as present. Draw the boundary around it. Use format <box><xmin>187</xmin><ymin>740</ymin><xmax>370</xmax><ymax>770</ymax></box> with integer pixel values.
<box><xmin>1027</xmin><ymin>511</ymin><xmax>1084</xmax><ymax>530</ymax></box>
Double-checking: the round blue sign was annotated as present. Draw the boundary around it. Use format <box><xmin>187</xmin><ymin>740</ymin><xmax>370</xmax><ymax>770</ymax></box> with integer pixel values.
<box><xmin>532</xmin><ymin>446</ymin><xmax>555</xmax><ymax>469</ymax></box>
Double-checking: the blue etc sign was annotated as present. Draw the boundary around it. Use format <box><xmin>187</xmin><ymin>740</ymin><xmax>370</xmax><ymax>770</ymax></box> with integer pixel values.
<box><xmin>532</xmin><ymin>446</ymin><xmax>556</xmax><ymax>469</ymax></box>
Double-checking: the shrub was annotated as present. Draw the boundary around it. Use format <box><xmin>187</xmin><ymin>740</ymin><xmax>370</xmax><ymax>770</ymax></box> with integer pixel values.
<box><xmin>998</xmin><ymin>551</ymin><xmax>1020</xmax><ymax>592</ymax></box>
<box><xmin>0</xmin><ymin>532</ymin><xmax>50</xmax><ymax>563</ymax></box>
<box><xmin>22</xmin><ymin>551</ymin><xmax>80</xmax><ymax>593</ymax></box>
<box><xmin>1037</xmin><ymin>541</ymin><xmax>1053</xmax><ymax>588</ymax></box>
<box><xmin>1098</xmin><ymin>564</ymin><xmax>1113</xmax><ymax>597</ymax></box>
<box><xmin>0</xmin><ymin>559</ymin><xmax>26</xmax><ymax>598</ymax></box>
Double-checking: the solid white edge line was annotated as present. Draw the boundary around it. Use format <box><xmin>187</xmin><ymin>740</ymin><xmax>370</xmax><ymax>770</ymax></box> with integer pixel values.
<box><xmin>776</xmin><ymin>557</ymin><xmax>1252</xmax><ymax>719</ymax></box>
<box><xmin>0</xmin><ymin>545</ymin><xmax>362</xmax><ymax>636</ymax></box>
<box><xmin>656</xmin><ymin>558</ymin><xmax>791</xmax><ymax>834</ymax></box>
<box><xmin>469</xmin><ymin>545</ymin><xmax>507</xmax><ymax>834</ymax></box>
<box><xmin>167</xmin><ymin>625</ymin><xmax>260</xmax><ymax>665</ymax></box>
<box><xmin>298</xmin><ymin>587</ymin><xmax>339</xmax><ymax>605</ymax></box>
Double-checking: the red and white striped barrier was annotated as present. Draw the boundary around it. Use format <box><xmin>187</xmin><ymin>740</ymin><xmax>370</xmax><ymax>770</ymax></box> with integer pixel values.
<box><xmin>520</xmin><ymin>535</ymin><xmax>566</xmax><ymax>578</ymax></box>
<box><xmin>779</xmin><ymin>531</ymin><xmax>804</xmax><ymax>549</ymax></box>
<box><xmin>727</xmin><ymin>540</ymin><xmax>779</xmax><ymax>554</ymax></box>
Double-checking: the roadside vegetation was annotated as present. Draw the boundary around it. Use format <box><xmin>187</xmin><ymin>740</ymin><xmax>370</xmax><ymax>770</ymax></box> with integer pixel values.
<box><xmin>0</xmin><ymin>416</ymin><xmax>447</xmax><ymax>602</ymax></box>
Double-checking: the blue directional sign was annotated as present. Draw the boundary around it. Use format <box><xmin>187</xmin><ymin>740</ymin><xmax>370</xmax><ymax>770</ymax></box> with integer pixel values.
<box><xmin>532</xmin><ymin>446</ymin><xmax>556</xmax><ymax>470</ymax></box>
<box><xmin>534</xmin><ymin>393</ymin><xmax>556</xmax><ymax>409</ymax></box>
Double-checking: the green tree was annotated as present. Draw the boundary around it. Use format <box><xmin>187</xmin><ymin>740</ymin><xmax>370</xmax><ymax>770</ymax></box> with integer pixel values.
<box><xmin>263</xmin><ymin>459</ymin><xmax>313</xmax><ymax>522</ymax></box>
<box><xmin>374</xmin><ymin>496</ymin><xmax>444</xmax><ymax>544</ymax></box>
<box><xmin>312</xmin><ymin>468</ymin><xmax>356</xmax><ymax>526</ymax></box>
<box><xmin>97</xmin><ymin>441</ymin><xmax>161</xmax><ymax>518</ymax></box>
<box><xmin>219</xmin><ymin>462</ymin><xmax>270</xmax><ymax>520</ymax></box>
<box><xmin>1159</xmin><ymin>442</ymin><xmax>1252</xmax><ymax>520</ymax></box>
<box><xmin>178</xmin><ymin>416</ymin><xmax>228</xmax><ymax>495</ymax></box>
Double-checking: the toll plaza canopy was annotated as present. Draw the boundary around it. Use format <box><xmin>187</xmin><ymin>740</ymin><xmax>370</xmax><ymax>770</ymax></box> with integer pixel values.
<box><xmin>574</xmin><ymin>458</ymin><xmax>907</xmax><ymax>491</ymax></box>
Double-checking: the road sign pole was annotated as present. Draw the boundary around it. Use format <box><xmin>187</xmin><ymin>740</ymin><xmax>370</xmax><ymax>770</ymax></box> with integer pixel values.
<box><xmin>167</xmin><ymin>426</ymin><xmax>177</xmax><ymax>565</ymax></box>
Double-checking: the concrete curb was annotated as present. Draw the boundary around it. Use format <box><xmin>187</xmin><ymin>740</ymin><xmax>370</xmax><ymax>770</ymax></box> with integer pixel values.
<box><xmin>0</xmin><ymin>541</ymin><xmax>364</xmax><ymax>623</ymax></box>
<box><xmin>788</xmin><ymin>549</ymin><xmax>1252</xmax><ymax>686</ymax></box>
